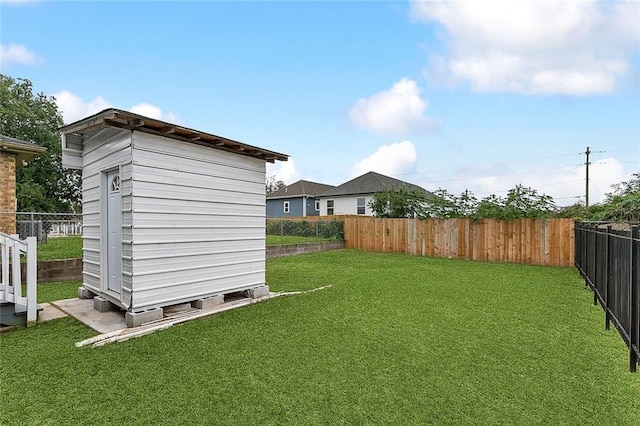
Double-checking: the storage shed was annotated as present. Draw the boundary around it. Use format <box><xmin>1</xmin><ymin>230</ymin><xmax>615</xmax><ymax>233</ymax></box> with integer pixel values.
<box><xmin>61</xmin><ymin>109</ymin><xmax>288</xmax><ymax>327</ymax></box>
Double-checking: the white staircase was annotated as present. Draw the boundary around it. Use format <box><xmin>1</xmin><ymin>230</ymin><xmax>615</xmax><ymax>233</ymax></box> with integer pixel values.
<box><xmin>0</xmin><ymin>233</ymin><xmax>38</xmax><ymax>327</ymax></box>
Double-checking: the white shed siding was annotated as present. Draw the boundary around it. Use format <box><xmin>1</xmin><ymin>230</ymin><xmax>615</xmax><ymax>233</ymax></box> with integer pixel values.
<box><xmin>80</xmin><ymin>128</ymin><xmax>133</xmax><ymax>307</ymax></box>
<box><xmin>128</xmin><ymin>132</ymin><xmax>266</xmax><ymax>311</ymax></box>
<box><xmin>320</xmin><ymin>195</ymin><xmax>374</xmax><ymax>216</ymax></box>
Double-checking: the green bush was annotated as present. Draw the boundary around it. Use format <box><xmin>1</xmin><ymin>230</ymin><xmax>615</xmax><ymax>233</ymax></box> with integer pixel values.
<box><xmin>266</xmin><ymin>219</ymin><xmax>344</xmax><ymax>240</ymax></box>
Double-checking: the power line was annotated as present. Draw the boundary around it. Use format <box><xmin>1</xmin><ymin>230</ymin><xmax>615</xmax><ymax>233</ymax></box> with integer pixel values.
<box><xmin>386</xmin><ymin>146</ymin><xmax>634</xmax><ymax>192</ymax></box>
<box><xmin>590</xmin><ymin>179</ymin><xmax>606</xmax><ymax>196</ymax></box>
<box><xmin>391</xmin><ymin>151</ymin><xmax>600</xmax><ymax>179</ymax></box>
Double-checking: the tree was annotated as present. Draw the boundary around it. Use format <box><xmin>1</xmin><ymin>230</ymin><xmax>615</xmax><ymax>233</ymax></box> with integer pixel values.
<box><xmin>0</xmin><ymin>75</ymin><xmax>80</xmax><ymax>212</ymax></box>
<box><xmin>266</xmin><ymin>175</ymin><xmax>285</xmax><ymax>194</ymax></box>
<box><xmin>369</xmin><ymin>187</ymin><xmax>429</xmax><ymax>218</ymax></box>
<box><xmin>422</xmin><ymin>188</ymin><xmax>471</xmax><ymax>218</ymax></box>
<box><xmin>474</xmin><ymin>194</ymin><xmax>506</xmax><ymax>219</ymax></box>
<box><xmin>499</xmin><ymin>184</ymin><xmax>556</xmax><ymax>219</ymax></box>
<box><xmin>555</xmin><ymin>202</ymin><xmax>588</xmax><ymax>220</ymax></box>
<box><xmin>422</xmin><ymin>185</ymin><xmax>555</xmax><ymax>219</ymax></box>
<box><xmin>587</xmin><ymin>173</ymin><xmax>640</xmax><ymax>222</ymax></box>
<box><xmin>555</xmin><ymin>174</ymin><xmax>640</xmax><ymax>222</ymax></box>
<box><xmin>457</xmin><ymin>189</ymin><xmax>479</xmax><ymax>217</ymax></box>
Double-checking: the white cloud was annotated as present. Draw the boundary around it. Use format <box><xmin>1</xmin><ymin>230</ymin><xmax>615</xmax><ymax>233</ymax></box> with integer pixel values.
<box><xmin>435</xmin><ymin>157</ymin><xmax>632</xmax><ymax>206</ymax></box>
<box><xmin>351</xmin><ymin>140</ymin><xmax>417</xmax><ymax>179</ymax></box>
<box><xmin>348</xmin><ymin>78</ymin><xmax>434</xmax><ymax>136</ymax></box>
<box><xmin>266</xmin><ymin>157</ymin><xmax>303</xmax><ymax>185</ymax></box>
<box><xmin>411</xmin><ymin>0</ymin><xmax>640</xmax><ymax>95</ymax></box>
<box><xmin>130</xmin><ymin>103</ymin><xmax>178</xmax><ymax>123</ymax></box>
<box><xmin>53</xmin><ymin>91</ymin><xmax>178</xmax><ymax>124</ymax></box>
<box><xmin>0</xmin><ymin>43</ymin><xmax>40</xmax><ymax>67</ymax></box>
<box><xmin>0</xmin><ymin>0</ymin><xmax>41</xmax><ymax>5</ymax></box>
<box><xmin>53</xmin><ymin>91</ymin><xmax>112</xmax><ymax>124</ymax></box>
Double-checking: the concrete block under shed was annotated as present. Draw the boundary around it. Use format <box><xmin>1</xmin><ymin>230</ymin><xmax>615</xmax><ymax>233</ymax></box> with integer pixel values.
<box><xmin>125</xmin><ymin>308</ymin><xmax>163</xmax><ymax>328</ymax></box>
<box><xmin>245</xmin><ymin>285</ymin><xmax>270</xmax><ymax>299</ymax></box>
<box><xmin>93</xmin><ymin>296</ymin><xmax>118</xmax><ymax>312</ymax></box>
<box><xmin>78</xmin><ymin>286</ymin><xmax>95</xmax><ymax>299</ymax></box>
<box><xmin>192</xmin><ymin>295</ymin><xmax>224</xmax><ymax>309</ymax></box>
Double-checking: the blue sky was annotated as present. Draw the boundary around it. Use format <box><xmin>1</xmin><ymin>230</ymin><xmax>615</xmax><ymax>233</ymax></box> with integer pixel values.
<box><xmin>1</xmin><ymin>0</ymin><xmax>639</xmax><ymax>205</ymax></box>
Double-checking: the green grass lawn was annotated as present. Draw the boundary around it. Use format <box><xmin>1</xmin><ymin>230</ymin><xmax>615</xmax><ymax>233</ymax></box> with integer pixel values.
<box><xmin>2</xmin><ymin>250</ymin><xmax>639</xmax><ymax>424</ymax></box>
<box><xmin>37</xmin><ymin>236</ymin><xmax>82</xmax><ymax>261</ymax></box>
<box><xmin>36</xmin><ymin>280</ymin><xmax>81</xmax><ymax>303</ymax></box>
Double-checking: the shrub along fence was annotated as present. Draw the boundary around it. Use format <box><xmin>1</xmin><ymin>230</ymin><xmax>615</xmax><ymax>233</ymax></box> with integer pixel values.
<box><xmin>342</xmin><ymin>217</ymin><xmax>574</xmax><ymax>267</ymax></box>
<box><xmin>574</xmin><ymin>222</ymin><xmax>639</xmax><ymax>372</ymax></box>
<box><xmin>266</xmin><ymin>218</ymin><xmax>344</xmax><ymax>241</ymax></box>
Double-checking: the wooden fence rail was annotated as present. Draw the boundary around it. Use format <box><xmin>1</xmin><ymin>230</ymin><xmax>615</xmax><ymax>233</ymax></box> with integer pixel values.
<box><xmin>342</xmin><ymin>217</ymin><xmax>575</xmax><ymax>267</ymax></box>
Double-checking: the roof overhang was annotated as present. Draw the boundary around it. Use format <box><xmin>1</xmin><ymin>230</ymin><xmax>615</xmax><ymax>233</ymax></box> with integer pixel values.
<box><xmin>0</xmin><ymin>135</ymin><xmax>46</xmax><ymax>167</ymax></box>
<box><xmin>267</xmin><ymin>194</ymin><xmax>316</xmax><ymax>200</ymax></box>
<box><xmin>59</xmin><ymin>108</ymin><xmax>289</xmax><ymax>163</ymax></box>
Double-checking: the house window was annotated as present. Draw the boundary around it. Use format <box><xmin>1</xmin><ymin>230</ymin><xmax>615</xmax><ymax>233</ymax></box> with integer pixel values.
<box><xmin>315</xmin><ymin>200</ymin><xmax>320</xmax><ymax>211</ymax></box>
<box><xmin>357</xmin><ymin>197</ymin><xmax>365</xmax><ymax>215</ymax></box>
<box><xmin>110</xmin><ymin>174</ymin><xmax>120</xmax><ymax>193</ymax></box>
<box><xmin>283</xmin><ymin>201</ymin><xmax>290</xmax><ymax>214</ymax></box>
<box><xmin>327</xmin><ymin>200</ymin><xmax>334</xmax><ymax>215</ymax></box>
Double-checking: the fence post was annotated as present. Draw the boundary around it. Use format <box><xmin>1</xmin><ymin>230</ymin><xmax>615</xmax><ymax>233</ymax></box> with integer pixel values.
<box><xmin>592</xmin><ymin>225</ymin><xmax>598</xmax><ymax>306</ymax></box>
<box><xmin>605</xmin><ymin>225</ymin><xmax>611</xmax><ymax>330</ymax></box>
<box><xmin>630</xmin><ymin>226</ymin><xmax>638</xmax><ymax>373</ymax></box>
<box><xmin>25</xmin><ymin>236</ymin><xmax>37</xmax><ymax>326</ymax></box>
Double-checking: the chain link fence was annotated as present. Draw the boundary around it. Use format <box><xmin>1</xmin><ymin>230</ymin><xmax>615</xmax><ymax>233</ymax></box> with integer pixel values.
<box><xmin>0</xmin><ymin>212</ymin><xmax>82</xmax><ymax>243</ymax></box>
<box><xmin>266</xmin><ymin>219</ymin><xmax>344</xmax><ymax>244</ymax></box>
<box><xmin>2</xmin><ymin>213</ymin><xmax>342</xmax><ymax>245</ymax></box>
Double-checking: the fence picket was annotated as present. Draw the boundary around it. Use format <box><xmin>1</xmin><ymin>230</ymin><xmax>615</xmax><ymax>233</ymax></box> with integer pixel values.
<box><xmin>325</xmin><ymin>217</ymin><xmax>573</xmax><ymax>266</ymax></box>
<box><xmin>575</xmin><ymin>222</ymin><xmax>639</xmax><ymax>373</ymax></box>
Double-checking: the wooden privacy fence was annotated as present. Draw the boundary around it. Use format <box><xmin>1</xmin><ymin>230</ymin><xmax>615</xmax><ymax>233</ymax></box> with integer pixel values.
<box><xmin>574</xmin><ymin>222</ymin><xmax>639</xmax><ymax>372</ymax></box>
<box><xmin>342</xmin><ymin>217</ymin><xmax>575</xmax><ymax>267</ymax></box>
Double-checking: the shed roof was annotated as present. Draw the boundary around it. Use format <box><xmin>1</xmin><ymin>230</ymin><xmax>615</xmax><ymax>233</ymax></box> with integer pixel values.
<box><xmin>319</xmin><ymin>171</ymin><xmax>431</xmax><ymax>197</ymax></box>
<box><xmin>59</xmin><ymin>108</ymin><xmax>288</xmax><ymax>163</ymax></box>
<box><xmin>0</xmin><ymin>134</ymin><xmax>46</xmax><ymax>167</ymax></box>
<box><xmin>267</xmin><ymin>180</ymin><xmax>335</xmax><ymax>199</ymax></box>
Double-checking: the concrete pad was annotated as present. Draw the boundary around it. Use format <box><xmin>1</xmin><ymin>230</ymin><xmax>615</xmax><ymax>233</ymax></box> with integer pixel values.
<box><xmin>37</xmin><ymin>303</ymin><xmax>68</xmax><ymax>322</ymax></box>
<box><xmin>53</xmin><ymin>298</ymin><xmax>127</xmax><ymax>334</ymax></box>
<box><xmin>76</xmin><ymin>292</ymin><xmax>280</xmax><ymax>347</ymax></box>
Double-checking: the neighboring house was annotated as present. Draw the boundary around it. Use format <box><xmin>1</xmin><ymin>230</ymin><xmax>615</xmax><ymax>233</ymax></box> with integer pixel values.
<box><xmin>266</xmin><ymin>180</ymin><xmax>335</xmax><ymax>218</ymax></box>
<box><xmin>0</xmin><ymin>135</ymin><xmax>46</xmax><ymax>235</ymax></box>
<box><xmin>318</xmin><ymin>171</ymin><xmax>431</xmax><ymax>216</ymax></box>
<box><xmin>60</xmin><ymin>108</ymin><xmax>288</xmax><ymax>327</ymax></box>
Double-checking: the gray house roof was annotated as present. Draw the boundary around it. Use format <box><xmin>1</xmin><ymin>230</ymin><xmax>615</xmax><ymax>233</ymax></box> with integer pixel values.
<box><xmin>267</xmin><ymin>180</ymin><xmax>335</xmax><ymax>200</ymax></box>
<box><xmin>319</xmin><ymin>171</ymin><xmax>431</xmax><ymax>197</ymax></box>
<box><xmin>0</xmin><ymin>134</ymin><xmax>46</xmax><ymax>166</ymax></box>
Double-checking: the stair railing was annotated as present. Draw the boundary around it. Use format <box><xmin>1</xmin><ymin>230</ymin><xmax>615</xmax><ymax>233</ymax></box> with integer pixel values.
<box><xmin>0</xmin><ymin>233</ymin><xmax>37</xmax><ymax>326</ymax></box>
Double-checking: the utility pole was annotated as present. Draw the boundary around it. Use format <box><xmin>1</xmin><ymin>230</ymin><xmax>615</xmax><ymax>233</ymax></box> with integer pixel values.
<box><xmin>585</xmin><ymin>146</ymin><xmax>591</xmax><ymax>208</ymax></box>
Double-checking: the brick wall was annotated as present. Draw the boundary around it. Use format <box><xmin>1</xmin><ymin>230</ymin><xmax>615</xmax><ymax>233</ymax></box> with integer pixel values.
<box><xmin>0</xmin><ymin>152</ymin><xmax>16</xmax><ymax>235</ymax></box>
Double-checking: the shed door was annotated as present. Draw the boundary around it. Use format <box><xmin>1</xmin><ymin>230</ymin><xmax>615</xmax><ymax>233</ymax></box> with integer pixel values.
<box><xmin>106</xmin><ymin>170</ymin><xmax>122</xmax><ymax>293</ymax></box>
